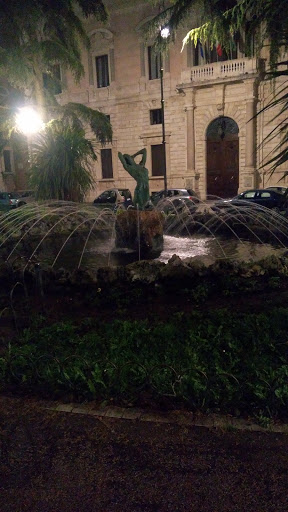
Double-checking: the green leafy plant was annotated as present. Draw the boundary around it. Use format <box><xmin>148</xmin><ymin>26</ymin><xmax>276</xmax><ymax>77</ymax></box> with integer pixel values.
<box><xmin>3</xmin><ymin>306</ymin><xmax>288</xmax><ymax>418</ymax></box>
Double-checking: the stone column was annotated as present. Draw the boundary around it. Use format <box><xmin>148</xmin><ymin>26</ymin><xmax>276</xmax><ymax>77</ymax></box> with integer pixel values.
<box><xmin>244</xmin><ymin>79</ymin><xmax>258</xmax><ymax>188</ymax></box>
<box><xmin>186</xmin><ymin>105</ymin><xmax>195</xmax><ymax>171</ymax></box>
<box><xmin>185</xmin><ymin>90</ymin><xmax>197</xmax><ymax>190</ymax></box>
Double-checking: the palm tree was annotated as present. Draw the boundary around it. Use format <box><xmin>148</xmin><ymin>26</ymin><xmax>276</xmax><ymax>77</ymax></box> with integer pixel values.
<box><xmin>0</xmin><ymin>0</ymin><xmax>108</xmax><ymax>114</ymax></box>
<box><xmin>0</xmin><ymin>0</ymin><xmax>112</xmax><ymax>198</ymax></box>
<box><xmin>29</xmin><ymin>119</ymin><xmax>98</xmax><ymax>202</ymax></box>
<box><xmin>150</xmin><ymin>0</ymin><xmax>288</xmax><ymax>176</ymax></box>
<box><xmin>0</xmin><ymin>0</ymin><xmax>112</xmax><ymax>139</ymax></box>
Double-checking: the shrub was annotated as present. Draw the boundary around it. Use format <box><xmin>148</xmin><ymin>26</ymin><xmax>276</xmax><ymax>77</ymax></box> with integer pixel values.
<box><xmin>2</xmin><ymin>307</ymin><xmax>288</xmax><ymax>419</ymax></box>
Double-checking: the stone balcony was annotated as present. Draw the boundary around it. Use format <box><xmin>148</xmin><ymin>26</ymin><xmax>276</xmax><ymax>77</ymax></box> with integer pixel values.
<box><xmin>180</xmin><ymin>57</ymin><xmax>260</xmax><ymax>86</ymax></box>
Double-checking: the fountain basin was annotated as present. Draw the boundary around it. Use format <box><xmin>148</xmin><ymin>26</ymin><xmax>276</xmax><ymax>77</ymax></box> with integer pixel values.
<box><xmin>115</xmin><ymin>209</ymin><xmax>164</xmax><ymax>258</ymax></box>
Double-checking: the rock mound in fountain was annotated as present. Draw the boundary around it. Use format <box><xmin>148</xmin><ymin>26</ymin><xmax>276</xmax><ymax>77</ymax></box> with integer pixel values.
<box><xmin>115</xmin><ymin>209</ymin><xmax>164</xmax><ymax>258</ymax></box>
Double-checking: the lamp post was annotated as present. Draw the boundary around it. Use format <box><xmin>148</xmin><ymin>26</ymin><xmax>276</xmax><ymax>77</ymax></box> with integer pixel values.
<box><xmin>160</xmin><ymin>27</ymin><xmax>170</xmax><ymax>196</ymax></box>
<box><xmin>15</xmin><ymin>106</ymin><xmax>43</xmax><ymax>164</ymax></box>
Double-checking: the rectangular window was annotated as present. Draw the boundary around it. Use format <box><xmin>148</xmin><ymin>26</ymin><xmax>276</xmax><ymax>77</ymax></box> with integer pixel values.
<box><xmin>187</xmin><ymin>40</ymin><xmax>193</xmax><ymax>67</ymax></box>
<box><xmin>3</xmin><ymin>149</ymin><xmax>12</xmax><ymax>173</ymax></box>
<box><xmin>187</xmin><ymin>40</ymin><xmax>203</xmax><ymax>67</ymax></box>
<box><xmin>194</xmin><ymin>41</ymin><xmax>200</xmax><ymax>66</ymax></box>
<box><xmin>148</xmin><ymin>46</ymin><xmax>160</xmax><ymax>80</ymax></box>
<box><xmin>205</xmin><ymin>39</ymin><xmax>238</xmax><ymax>64</ymax></box>
<box><xmin>101</xmin><ymin>148</ymin><xmax>113</xmax><ymax>179</ymax></box>
<box><xmin>96</xmin><ymin>55</ymin><xmax>110</xmax><ymax>88</ymax></box>
<box><xmin>151</xmin><ymin>144</ymin><xmax>165</xmax><ymax>176</ymax></box>
<box><xmin>150</xmin><ymin>109</ymin><xmax>162</xmax><ymax>125</ymax></box>
<box><xmin>188</xmin><ymin>40</ymin><xmax>238</xmax><ymax>67</ymax></box>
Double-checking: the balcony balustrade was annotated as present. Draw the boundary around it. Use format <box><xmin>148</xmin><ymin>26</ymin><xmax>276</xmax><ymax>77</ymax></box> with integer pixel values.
<box><xmin>180</xmin><ymin>57</ymin><xmax>259</xmax><ymax>85</ymax></box>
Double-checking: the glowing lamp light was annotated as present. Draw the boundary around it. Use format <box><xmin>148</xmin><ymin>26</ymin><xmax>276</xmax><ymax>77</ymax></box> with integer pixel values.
<box><xmin>15</xmin><ymin>107</ymin><xmax>43</xmax><ymax>135</ymax></box>
<box><xmin>160</xmin><ymin>27</ymin><xmax>170</xmax><ymax>39</ymax></box>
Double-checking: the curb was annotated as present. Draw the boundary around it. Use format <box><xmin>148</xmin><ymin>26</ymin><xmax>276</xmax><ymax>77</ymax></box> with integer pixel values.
<box><xmin>48</xmin><ymin>403</ymin><xmax>288</xmax><ymax>434</ymax></box>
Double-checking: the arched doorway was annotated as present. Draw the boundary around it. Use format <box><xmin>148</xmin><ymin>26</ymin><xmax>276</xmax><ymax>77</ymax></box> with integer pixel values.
<box><xmin>206</xmin><ymin>116</ymin><xmax>239</xmax><ymax>198</ymax></box>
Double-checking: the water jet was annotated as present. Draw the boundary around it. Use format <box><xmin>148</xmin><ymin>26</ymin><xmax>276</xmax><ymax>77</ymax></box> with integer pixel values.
<box><xmin>0</xmin><ymin>198</ymin><xmax>287</xmax><ymax>275</ymax></box>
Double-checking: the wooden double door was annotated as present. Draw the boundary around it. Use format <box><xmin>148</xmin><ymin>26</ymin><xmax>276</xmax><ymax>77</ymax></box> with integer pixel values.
<box><xmin>207</xmin><ymin>137</ymin><xmax>239</xmax><ymax>199</ymax></box>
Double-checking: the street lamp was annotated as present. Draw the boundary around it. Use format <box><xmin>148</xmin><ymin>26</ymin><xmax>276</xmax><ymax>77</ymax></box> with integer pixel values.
<box><xmin>160</xmin><ymin>26</ymin><xmax>170</xmax><ymax>196</ymax></box>
<box><xmin>15</xmin><ymin>106</ymin><xmax>43</xmax><ymax>164</ymax></box>
<box><xmin>15</xmin><ymin>106</ymin><xmax>43</xmax><ymax>136</ymax></box>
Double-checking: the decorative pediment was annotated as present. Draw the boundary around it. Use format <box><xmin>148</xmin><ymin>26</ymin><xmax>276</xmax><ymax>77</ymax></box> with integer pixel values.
<box><xmin>89</xmin><ymin>29</ymin><xmax>114</xmax><ymax>51</ymax></box>
<box><xmin>135</xmin><ymin>15</ymin><xmax>156</xmax><ymax>43</ymax></box>
<box><xmin>145</xmin><ymin>100</ymin><xmax>161</xmax><ymax>110</ymax></box>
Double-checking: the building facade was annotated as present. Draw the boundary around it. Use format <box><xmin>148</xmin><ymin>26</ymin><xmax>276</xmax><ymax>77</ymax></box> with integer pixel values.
<box><xmin>2</xmin><ymin>0</ymin><xmax>286</xmax><ymax>199</ymax></box>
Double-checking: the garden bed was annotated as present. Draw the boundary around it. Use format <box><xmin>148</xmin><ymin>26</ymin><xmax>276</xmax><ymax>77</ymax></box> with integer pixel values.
<box><xmin>1</xmin><ymin>254</ymin><xmax>288</xmax><ymax>420</ymax></box>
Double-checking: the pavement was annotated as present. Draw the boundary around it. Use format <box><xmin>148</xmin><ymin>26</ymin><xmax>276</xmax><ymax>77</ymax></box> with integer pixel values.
<box><xmin>1</xmin><ymin>396</ymin><xmax>288</xmax><ymax>512</ymax></box>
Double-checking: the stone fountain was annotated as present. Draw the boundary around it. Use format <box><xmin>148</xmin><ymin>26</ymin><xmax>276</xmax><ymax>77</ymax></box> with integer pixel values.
<box><xmin>117</xmin><ymin>148</ymin><xmax>164</xmax><ymax>258</ymax></box>
<box><xmin>0</xmin><ymin>194</ymin><xmax>288</xmax><ymax>277</ymax></box>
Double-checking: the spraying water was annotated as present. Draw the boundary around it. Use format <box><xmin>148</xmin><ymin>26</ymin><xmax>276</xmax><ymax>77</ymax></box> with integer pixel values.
<box><xmin>0</xmin><ymin>198</ymin><xmax>287</xmax><ymax>272</ymax></box>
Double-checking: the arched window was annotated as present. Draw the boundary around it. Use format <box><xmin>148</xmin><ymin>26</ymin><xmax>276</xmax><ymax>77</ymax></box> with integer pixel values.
<box><xmin>207</xmin><ymin>116</ymin><xmax>239</xmax><ymax>140</ymax></box>
<box><xmin>88</xmin><ymin>29</ymin><xmax>115</xmax><ymax>87</ymax></box>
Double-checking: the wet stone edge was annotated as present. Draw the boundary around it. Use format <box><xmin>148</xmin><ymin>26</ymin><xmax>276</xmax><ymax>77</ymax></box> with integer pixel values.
<box><xmin>47</xmin><ymin>403</ymin><xmax>288</xmax><ymax>434</ymax></box>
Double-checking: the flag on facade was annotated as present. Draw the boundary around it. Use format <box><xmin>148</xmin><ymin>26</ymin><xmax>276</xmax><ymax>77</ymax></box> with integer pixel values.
<box><xmin>200</xmin><ymin>42</ymin><xmax>204</xmax><ymax>58</ymax></box>
<box><xmin>216</xmin><ymin>43</ymin><xmax>222</xmax><ymax>57</ymax></box>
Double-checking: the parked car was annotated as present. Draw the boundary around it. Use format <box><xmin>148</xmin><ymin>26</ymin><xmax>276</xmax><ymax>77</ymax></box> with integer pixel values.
<box><xmin>158</xmin><ymin>195</ymin><xmax>199</xmax><ymax>214</ymax></box>
<box><xmin>151</xmin><ymin>188</ymin><xmax>199</xmax><ymax>205</ymax></box>
<box><xmin>211</xmin><ymin>189</ymin><xmax>287</xmax><ymax>211</ymax></box>
<box><xmin>93</xmin><ymin>188</ymin><xmax>133</xmax><ymax>209</ymax></box>
<box><xmin>0</xmin><ymin>191</ymin><xmax>20</xmax><ymax>210</ymax></box>
<box><xmin>266</xmin><ymin>186</ymin><xmax>288</xmax><ymax>195</ymax></box>
<box><xmin>16</xmin><ymin>190</ymin><xmax>35</xmax><ymax>205</ymax></box>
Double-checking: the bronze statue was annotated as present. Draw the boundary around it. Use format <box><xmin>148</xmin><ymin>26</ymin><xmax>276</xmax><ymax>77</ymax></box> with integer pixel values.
<box><xmin>118</xmin><ymin>149</ymin><xmax>150</xmax><ymax>210</ymax></box>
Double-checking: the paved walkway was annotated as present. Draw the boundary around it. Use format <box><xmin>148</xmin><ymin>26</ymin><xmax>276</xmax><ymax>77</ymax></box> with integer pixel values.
<box><xmin>1</xmin><ymin>396</ymin><xmax>288</xmax><ymax>512</ymax></box>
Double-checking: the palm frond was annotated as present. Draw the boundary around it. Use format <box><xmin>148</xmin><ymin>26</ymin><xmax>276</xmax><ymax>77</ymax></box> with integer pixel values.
<box><xmin>29</xmin><ymin>119</ymin><xmax>97</xmax><ymax>201</ymax></box>
<box><xmin>151</xmin><ymin>0</ymin><xmax>288</xmax><ymax>177</ymax></box>
<box><xmin>75</xmin><ymin>0</ymin><xmax>108</xmax><ymax>20</ymax></box>
<box><xmin>152</xmin><ymin>0</ymin><xmax>288</xmax><ymax>67</ymax></box>
<box><xmin>0</xmin><ymin>0</ymin><xmax>109</xmax><ymax>105</ymax></box>
<box><xmin>61</xmin><ymin>103</ymin><xmax>113</xmax><ymax>144</ymax></box>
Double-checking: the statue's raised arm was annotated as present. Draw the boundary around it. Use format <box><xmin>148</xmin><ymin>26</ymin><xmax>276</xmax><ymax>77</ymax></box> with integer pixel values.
<box><xmin>118</xmin><ymin>149</ymin><xmax>150</xmax><ymax>210</ymax></box>
<box><xmin>131</xmin><ymin>148</ymin><xmax>147</xmax><ymax>167</ymax></box>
